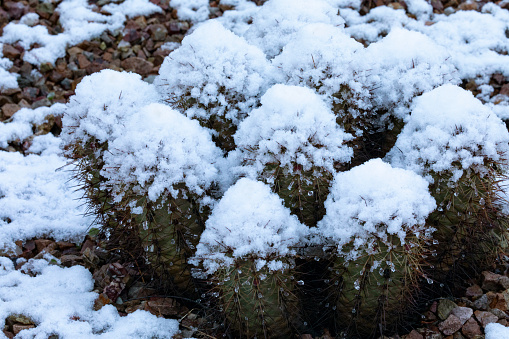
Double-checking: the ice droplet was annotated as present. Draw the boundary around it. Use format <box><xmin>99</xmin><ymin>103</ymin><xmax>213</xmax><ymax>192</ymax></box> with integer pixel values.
<box><xmin>297</xmin><ymin>280</ymin><xmax>304</xmax><ymax>286</ymax></box>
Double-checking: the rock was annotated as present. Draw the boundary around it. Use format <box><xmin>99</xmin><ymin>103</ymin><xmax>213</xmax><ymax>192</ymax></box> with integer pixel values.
<box><xmin>490</xmin><ymin>308</ymin><xmax>507</xmax><ymax>319</ymax></box>
<box><xmin>466</xmin><ymin>285</ymin><xmax>483</xmax><ymax>299</ymax></box>
<box><xmin>67</xmin><ymin>46</ymin><xmax>83</xmax><ymax>57</ymax></box>
<box><xmin>123</xmin><ymin>28</ymin><xmax>141</xmax><ymax>43</ymax></box>
<box><xmin>458</xmin><ymin>2</ymin><xmax>478</xmax><ymax>11</ymax></box>
<box><xmin>451</xmin><ymin>307</ymin><xmax>473</xmax><ymax>325</ymax></box>
<box><xmin>31</xmin><ymin>98</ymin><xmax>51</xmax><ymax>109</ymax></box>
<box><xmin>2</xmin><ymin>330</ymin><xmax>14</xmax><ymax>339</ymax></box>
<box><xmin>121</xmin><ymin>57</ymin><xmax>154</xmax><ymax>76</ymax></box>
<box><xmin>474</xmin><ymin>310</ymin><xmax>498</xmax><ymax>327</ymax></box>
<box><xmin>482</xmin><ymin>271</ymin><xmax>509</xmax><ymax>291</ymax></box>
<box><xmin>472</xmin><ymin>294</ymin><xmax>489</xmax><ymax>310</ymax></box>
<box><xmin>8</xmin><ymin>314</ymin><xmax>34</xmax><ymax>325</ymax></box>
<box><xmin>146</xmin><ymin>297</ymin><xmax>181</xmax><ymax>316</ymax></box>
<box><xmin>500</xmin><ymin>84</ymin><xmax>509</xmax><ymax>97</ymax></box>
<box><xmin>4</xmin><ymin>2</ymin><xmax>27</xmax><ymax>20</ymax></box>
<box><xmin>148</xmin><ymin>24</ymin><xmax>167</xmax><ymax>41</ymax></box>
<box><xmin>439</xmin><ymin>314</ymin><xmax>463</xmax><ymax>335</ymax></box>
<box><xmin>489</xmin><ymin>291</ymin><xmax>509</xmax><ymax>311</ymax></box>
<box><xmin>12</xmin><ymin>324</ymin><xmax>35</xmax><ymax>335</ymax></box>
<box><xmin>405</xmin><ymin>330</ymin><xmax>424</xmax><ymax>339</ymax></box>
<box><xmin>497</xmin><ymin>319</ymin><xmax>508</xmax><ymax>326</ymax></box>
<box><xmin>453</xmin><ymin>332</ymin><xmax>465</xmax><ymax>339</ymax></box>
<box><xmin>438</xmin><ymin>299</ymin><xmax>459</xmax><ymax>320</ymax></box>
<box><xmin>60</xmin><ymin>254</ymin><xmax>83</xmax><ymax>267</ymax></box>
<box><xmin>77</xmin><ymin>54</ymin><xmax>91</xmax><ymax>69</ymax></box>
<box><xmin>34</xmin><ymin>239</ymin><xmax>54</xmax><ymax>252</ymax></box>
<box><xmin>2</xmin><ymin>44</ymin><xmax>20</xmax><ymax>59</ymax></box>
<box><xmin>1</xmin><ymin>103</ymin><xmax>20</xmax><ymax>118</ymax></box>
<box><xmin>461</xmin><ymin>317</ymin><xmax>481</xmax><ymax>338</ymax></box>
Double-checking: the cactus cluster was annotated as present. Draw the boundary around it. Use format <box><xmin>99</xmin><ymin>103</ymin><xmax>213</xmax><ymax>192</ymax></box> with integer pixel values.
<box><xmin>62</xmin><ymin>0</ymin><xmax>509</xmax><ymax>337</ymax></box>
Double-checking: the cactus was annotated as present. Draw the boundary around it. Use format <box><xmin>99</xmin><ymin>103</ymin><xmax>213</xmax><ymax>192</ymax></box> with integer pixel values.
<box><xmin>315</xmin><ymin>159</ymin><xmax>437</xmax><ymax>337</ymax></box>
<box><xmin>191</xmin><ymin>178</ymin><xmax>309</xmax><ymax>337</ymax></box>
<box><xmin>233</xmin><ymin>84</ymin><xmax>353</xmax><ymax>226</ymax></box>
<box><xmin>386</xmin><ymin>84</ymin><xmax>509</xmax><ymax>291</ymax></box>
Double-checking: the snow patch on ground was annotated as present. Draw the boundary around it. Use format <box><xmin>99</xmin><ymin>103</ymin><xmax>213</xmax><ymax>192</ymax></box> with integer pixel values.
<box><xmin>0</xmin><ymin>257</ymin><xmax>180</xmax><ymax>338</ymax></box>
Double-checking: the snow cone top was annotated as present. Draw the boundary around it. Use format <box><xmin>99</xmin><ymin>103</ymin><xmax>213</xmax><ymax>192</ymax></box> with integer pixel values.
<box><xmin>272</xmin><ymin>23</ymin><xmax>363</xmax><ymax>94</ymax></box>
<box><xmin>192</xmin><ymin>178</ymin><xmax>309</xmax><ymax>275</ymax></box>
<box><xmin>101</xmin><ymin>103</ymin><xmax>221</xmax><ymax>203</ymax></box>
<box><xmin>316</xmin><ymin>159</ymin><xmax>436</xmax><ymax>259</ymax></box>
<box><xmin>234</xmin><ymin>84</ymin><xmax>353</xmax><ymax>174</ymax></box>
<box><xmin>387</xmin><ymin>84</ymin><xmax>509</xmax><ymax>182</ymax></box>
<box><xmin>155</xmin><ymin>20</ymin><xmax>272</xmax><ymax>123</ymax></box>
<box><xmin>244</xmin><ymin>0</ymin><xmax>345</xmax><ymax>58</ymax></box>
<box><xmin>62</xmin><ymin>70</ymin><xmax>160</xmax><ymax>145</ymax></box>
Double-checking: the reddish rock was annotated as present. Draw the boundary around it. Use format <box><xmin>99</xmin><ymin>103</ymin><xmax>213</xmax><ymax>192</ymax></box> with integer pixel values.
<box><xmin>146</xmin><ymin>297</ymin><xmax>181</xmax><ymax>316</ymax></box>
<box><xmin>121</xmin><ymin>57</ymin><xmax>154</xmax><ymax>76</ymax></box>
<box><xmin>12</xmin><ymin>324</ymin><xmax>35</xmax><ymax>335</ymax></box>
<box><xmin>439</xmin><ymin>314</ymin><xmax>463</xmax><ymax>336</ymax></box>
<box><xmin>462</xmin><ymin>317</ymin><xmax>481</xmax><ymax>338</ymax></box>
<box><xmin>489</xmin><ymin>291</ymin><xmax>509</xmax><ymax>311</ymax></box>
<box><xmin>34</xmin><ymin>239</ymin><xmax>54</xmax><ymax>252</ymax></box>
<box><xmin>148</xmin><ymin>24</ymin><xmax>167</xmax><ymax>41</ymax></box>
<box><xmin>4</xmin><ymin>1</ymin><xmax>27</xmax><ymax>20</ymax></box>
<box><xmin>2</xmin><ymin>44</ymin><xmax>20</xmax><ymax>59</ymax></box>
<box><xmin>77</xmin><ymin>54</ymin><xmax>91</xmax><ymax>69</ymax></box>
<box><xmin>1</xmin><ymin>103</ymin><xmax>20</xmax><ymax>118</ymax></box>
<box><xmin>482</xmin><ymin>271</ymin><xmax>509</xmax><ymax>291</ymax></box>
<box><xmin>500</xmin><ymin>84</ymin><xmax>509</xmax><ymax>97</ymax></box>
<box><xmin>60</xmin><ymin>254</ymin><xmax>83</xmax><ymax>267</ymax></box>
<box><xmin>466</xmin><ymin>285</ymin><xmax>483</xmax><ymax>299</ymax></box>
<box><xmin>458</xmin><ymin>2</ymin><xmax>478</xmax><ymax>10</ymax></box>
<box><xmin>405</xmin><ymin>330</ymin><xmax>424</xmax><ymax>339</ymax></box>
<box><xmin>474</xmin><ymin>310</ymin><xmax>498</xmax><ymax>327</ymax></box>
<box><xmin>2</xmin><ymin>330</ymin><xmax>14</xmax><ymax>339</ymax></box>
<box><xmin>451</xmin><ymin>307</ymin><xmax>473</xmax><ymax>325</ymax></box>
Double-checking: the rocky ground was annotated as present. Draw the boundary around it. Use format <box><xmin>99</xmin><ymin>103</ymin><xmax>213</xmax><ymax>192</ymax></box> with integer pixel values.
<box><xmin>2</xmin><ymin>0</ymin><xmax>509</xmax><ymax>338</ymax></box>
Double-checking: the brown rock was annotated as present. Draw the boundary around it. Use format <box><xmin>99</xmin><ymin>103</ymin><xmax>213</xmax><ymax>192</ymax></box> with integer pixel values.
<box><xmin>60</xmin><ymin>254</ymin><xmax>83</xmax><ymax>267</ymax></box>
<box><xmin>405</xmin><ymin>330</ymin><xmax>424</xmax><ymax>339</ymax></box>
<box><xmin>34</xmin><ymin>239</ymin><xmax>54</xmax><ymax>252</ymax></box>
<box><xmin>4</xmin><ymin>2</ymin><xmax>28</xmax><ymax>20</ymax></box>
<box><xmin>474</xmin><ymin>310</ymin><xmax>498</xmax><ymax>327</ymax></box>
<box><xmin>56</xmin><ymin>241</ymin><xmax>76</xmax><ymax>251</ymax></box>
<box><xmin>2</xmin><ymin>44</ymin><xmax>20</xmax><ymax>59</ymax></box>
<box><xmin>148</xmin><ymin>24</ymin><xmax>167</xmax><ymax>41</ymax></box>
<box><xmin>500</xmin><ymin>84</ymin><xmax>509</xmax><ymax>97</ymax></box>
<box><xmin>121</xmin><ymin>57</ymin><xmax>154</xmax><ymax>76</ymax></box>
<box><xmin>12</xmin><ymin>324</ymin><xmax>35</xmax><ymax>335</ymax></box>
<box><xmin>2</xmin><ymin>330</ymin><xmax>14</xmax><ymax>339</ymax></box>
<box><xmin>77</xmin><ymin>54</ymin><xmax>91</xmax><ymax>69</ymax></box>
<box><xmin>497</xmin><ymin>319</ymin><xmax>508</xmax><ymax>326</ymax></box>
<box><xmin>461</xmin><ymin>317</ymin><xmax>481</xmax><ymax>338</ymax></box>
<box><xmin>489</xmin><ymin>291</ymin><xmax>509</xmax><ymax>311</ymax></box>
<box><xmin>458</xmin><ymin>2</ymin><xmax>478</xmax><ymax>11</ymax></box>
<box><xmin>146</xmin><ymin>297</ymin><xmax>180</xmax><ymax>316</ymax></box>
<box><xmin>439</xmin><ymin>314</ymin><xmax>463</xmax><ymax>336</ymax></box>
<box><xmin>451</xmin><ymin>307</ymin><xmax>474</xmax><ymax>325</ymax></box>
<box><xmin>466</xmin><ymin>285</ymin><xmax>483</xmax><ymax>299</ymax></box>
<box><xmin>1</xmin><ymin>103</ymin><xmax>20</xmax><ymax>118</ymax></box>
<box><xmin>67</xmin><ymin>46</ymin><xmax>83</xmax><ymax>57</ymax></box>
<box><xmin>482</xmin><ymin>271</ymin><xmax>509</xmax><ymax>291</ymax></box>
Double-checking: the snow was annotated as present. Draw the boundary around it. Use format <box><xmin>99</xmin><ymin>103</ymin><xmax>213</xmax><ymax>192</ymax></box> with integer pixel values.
<box><xmin>155</xmin><ymin>20</ymin><xmax>273</xmax><ymax>124</ymax></box>
<box><xmin>191</xmin><ymin>178</ymin><xmax>309</xmax><ymax>275</ymax></box>
<box><xmin>101</xmin><ymin>103</ymin><xmax>222</xmax><ymax>203</ymax></box>
<box><xmin>234</xmin><ymin>84</ymin><xmax>353</xmax><ymax>175</ymax></box>
<box><xmin>387</xmin><ymin>84</ymin><xmax>509</xmax><ymax>182</ymax></box>
<box><xmin>62</xmin><ymin>70</ymin><xmax>161</xmax><ymax>146</ymax></box>
<box><xmin>170</xmin><ymin>0</ymin><xmax>210</xmax><ymax>22</ymax></box>
<box><xmin>0</xmin><ymin>257</ymin><xmax>179</xmax><ymax>338</ymax></box>
<box><xmin>486</xmin><ymin>322</ymin><xmax>509</xmax><ymax>339</ymax></box>
<box><xmin>0</xmin><ymin>151</ymin><xmax>93</xmax><ymax>253</ymax></box>
<box><xmin>243</xmin><ymin>0</ymin><xmax>346</xmax><ymax>58</ymax></box>
<box><xmin>315</xmin><ymin>158</ymin><xmax>436</xmax><ymax>259</ymax></box>
<box><xmin>0</xmin><ymin>0</ymin><xmax>161</xmax><ymax>65</ymax></box>
<box><xmin>0</xmin><ymin>103</ymin><xmax>66</xmax><ymax>148</ymax></box>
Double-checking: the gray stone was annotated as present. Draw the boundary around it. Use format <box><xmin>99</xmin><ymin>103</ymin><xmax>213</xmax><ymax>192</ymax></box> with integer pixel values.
<box><xmin>451</xmin><ymin>307</ymin><xmax>474</xmax><ymax>325</ymax></box>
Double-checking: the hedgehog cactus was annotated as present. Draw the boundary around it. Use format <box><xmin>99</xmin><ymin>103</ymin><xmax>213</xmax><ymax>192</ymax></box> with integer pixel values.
<box><xmin>315</xmin><ymin>159</ymin><xmax>437</xmax><ymax>337</ymax></box>
<box><xmin>100</xmin><ymin>103</ymin><xmax>222</xmax><ymax>295</ymax></box>
<box><xmin>154</xmin><ymin>20</ymin><xmax>273</xmax><ymax>153</ymax></box>
<box><xmin>233</xmin><ymin>84</ymin><xmax>353</xmax><ymax>226</ymax></box>
<box><xmin>191</xmin><ymin>178</ymin><xmax>309</xmax><ymax>338</ymax></box>
<box><xmin>387</xmin><ymin>84</ymin><xmax>509</xmax><ymax>289</ymax></box>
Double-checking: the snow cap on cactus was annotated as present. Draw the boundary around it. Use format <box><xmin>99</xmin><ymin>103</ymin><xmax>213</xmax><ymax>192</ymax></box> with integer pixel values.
<box><xmin>359</xmin><ymin>28</ymin><xmax>459</xmax><ymax>119</ymax></box>
<box><xmin>272</xmin><ymin>23</ymin><xmax>363</xmax><ymax>94</ymax></box>
<box><xmin>192</xmin><ymin>178</ymin><xmax>309</xmax><ymax>275</ymax></box>
<box><xmin>154</xmin><ymin>20</ymin><xmax>272</xmax><ymax>123</ymax></box>
<box><xmin>62</xmin><ymin>70</ymin><xmax>160</xmax><ymax>146</ymax></box>
<box><xmin>316</xmin><ymin>159</ymin><xmax>436</xmax><ymax>259</ymax></box>
<box><xmin>234</xmin><ymin>84</ymin><xmax>353</xmax><ymax>174</ymax></box>
<box><xmin>243</xmin><ymin>0</ymin><xmax>345</xmax><ymax>58</ymax></box>
<box><xmin>101</xmin><ymin>103</ymin><xmax>222</xmax><ymax>203</ymax></box>
<box><xmin>386</xmin><ymin>84</ymin><xmax>509</xmax><ymax>182</ymax></box>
